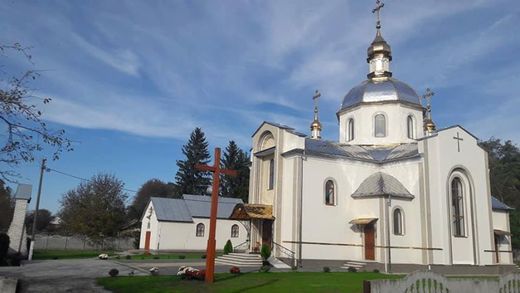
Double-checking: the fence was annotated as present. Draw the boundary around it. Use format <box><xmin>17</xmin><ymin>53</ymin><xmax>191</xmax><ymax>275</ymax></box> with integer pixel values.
<box><xmin>366</xmin><ymin>271</ymin><xmax>520</xmax><ymax>293</ymax></box>
<box><xmin>33</xmin><ymin>234</ymin><xmax>135</xmax><ymax>251</ymax></box>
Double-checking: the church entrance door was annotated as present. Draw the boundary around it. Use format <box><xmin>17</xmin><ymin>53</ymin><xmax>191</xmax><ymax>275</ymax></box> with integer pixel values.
<box><xmin>144</xmin><ymin>231</ymin><xmax>151</xmax><ymax>253</ymax></box>
<box><xmin>364</xmin><ymin>224</ymin><xmax>375</xmax><ymax>260</ymax></box>
<box><xmin>262</xmin><ymin>220</ymin><xmax>273</xmax><ymax>248</ymax></box>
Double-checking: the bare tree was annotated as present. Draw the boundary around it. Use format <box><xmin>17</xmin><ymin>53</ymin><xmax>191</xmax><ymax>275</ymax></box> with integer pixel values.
<box><xmin>0</xmin><ymin>43</ymin><xmax>72</xmax><ymax>181</ymax></box>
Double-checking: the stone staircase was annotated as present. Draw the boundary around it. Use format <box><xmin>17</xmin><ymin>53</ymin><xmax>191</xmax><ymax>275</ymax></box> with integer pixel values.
<box><xmin>215</xmin><ymin>253</ymin><xmax>262</xmax><ymax>267</ymax></box>
<box><xmin>341</xmin><ymin>260</ymin><xmax>367</xmax><ymax>271</ymax></box>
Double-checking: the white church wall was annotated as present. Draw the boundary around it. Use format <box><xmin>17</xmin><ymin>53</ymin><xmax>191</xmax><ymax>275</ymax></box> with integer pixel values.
<box><xmin>279</xmin><ymin>155</ymin><xmax>298</xmax><ymax>256</ymax></box>
<box><xmin>338</xmin><ymin>103</ymin><xmax>423</xmax><ymax>145</ymax></box>
<box><xmin>492</xmin><ymin>211</ymin><xmax>513</xmax><ymax>264</ymax></box>
<box><xmin>139</xmin><ymin>201</ymin><xmax>160</xmax><ymax>250</ymax></box>
<box><xmin>300</xmin><ymin>156</ymin><xmax>379</xmax><ymax>260</ymax></box>
<box><xmin>282</xmin><ymin>132</ymin><xmax>305</xmax><ymax>153</ymax></box>
<box><xmin>423</xmin><ymin>127</ymin><xmax>495</xmax><ymax>265</ymax></box>
<box><xmin>156</xmin><ymin>218</ymin><xmax>247</xmax><ymax>251</ymax></box>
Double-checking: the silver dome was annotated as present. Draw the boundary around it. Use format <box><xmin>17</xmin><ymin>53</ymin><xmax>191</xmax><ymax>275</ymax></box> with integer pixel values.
<box><xmin>339</xmin><ymin>78</ymin><xmax>422</xmax><ymax>112</ymax></box>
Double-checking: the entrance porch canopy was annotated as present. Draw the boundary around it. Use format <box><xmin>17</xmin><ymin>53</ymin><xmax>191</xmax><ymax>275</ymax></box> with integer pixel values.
<box><xmin>349</xmin><ymin>217</ymin><xmax>378</xmax><ymax>225</ymax></box>
<box><xmin>229</xmin><ymin>203</ymin><xmax>274</xmax><ymax>220</ymax></box>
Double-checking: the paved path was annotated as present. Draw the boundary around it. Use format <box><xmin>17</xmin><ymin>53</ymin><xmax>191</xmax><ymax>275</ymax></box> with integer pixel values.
<box><xmin>0</xmin><ymin>259</ymin><xmax>147</xmax><ymax>293</ymax></box>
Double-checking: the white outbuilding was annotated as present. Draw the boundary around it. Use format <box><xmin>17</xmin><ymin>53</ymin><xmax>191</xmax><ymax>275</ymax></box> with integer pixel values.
<box><xmin>139</xmin><ymin>194</ymin><xmax>247</xmax><ymax>252</ymax></box>
<box><xmin>241</xmin><ymin>7</ymin><xmax>515</xmax><ymax>273</ymax></box>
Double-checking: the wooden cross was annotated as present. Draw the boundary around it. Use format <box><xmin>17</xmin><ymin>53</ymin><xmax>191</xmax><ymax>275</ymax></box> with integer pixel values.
<box><xmin>453</xmin><ymin>132</ymin><xmax>463</xmax><ymax>152</ymax></box>
<box><xmin>195</xmin><ymin>148</ymin><xmax>237</xmax><ymax>284</ymax></box>
<box><xmin>372</xmin><ymin>0</ymin><xmax>385</xmax><ymax>29</ymax></box>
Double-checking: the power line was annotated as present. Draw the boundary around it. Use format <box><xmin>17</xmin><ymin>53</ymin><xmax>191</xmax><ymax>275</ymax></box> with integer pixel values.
<box><xmin>46</xmin><ymin>167</ymin><xmax>138</xmax><ymax>195</ymax></box>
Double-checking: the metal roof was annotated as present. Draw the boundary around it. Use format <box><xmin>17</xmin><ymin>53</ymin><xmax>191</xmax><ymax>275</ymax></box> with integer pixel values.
<box><xmin>304</xmin><ymin>139</ymin><xmax>419</xmax><ymax>164</ymax></box>
<box><xmin>352</xmin><ymin>172</ymin><xmax>414</xmax><ymax>199</ymax></box>
<box><xmin>339</xmin><ymin>78</ymin><xmax>422</xmax><ymax>112</ymax></box>
<box><xmin>14</xmin><ymin>184</ymin><xmax>32</xmax><ymax>201</ymax></box>
<box><xmin>149</xmin><ymin>195</ymin><xmax>243</xmax><ymax>222</ymax></box>
<box><xmin>182</xmin><ymin>194</ymin><xmax>243</xmax><ymax>219</ymax></box>
<box><xmin>491</xmin><ymin>196</ymin><xmax>514</xmax><ymax>211</ymax></box>
<box><xmin>150</xmin><ymin>197</ymin><xmax>192</xmax><ymax>222</ymax></box>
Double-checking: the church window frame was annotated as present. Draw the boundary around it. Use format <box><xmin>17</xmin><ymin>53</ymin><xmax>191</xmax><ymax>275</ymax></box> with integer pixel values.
<box><xmin>450</xmin><ymin>177</ymin><xmax>466</xmax><ymax>237</ymax></box>
<box><xmin>324</xmin><ymin>179</ymin><xmax>337</xmax><ymax>206</ymax></box>
<box><xmin>196</xmin><ymin>223</ymin><xmax>205</xmax><ymax>237</ymax></box>
<box><xmin>392</xmin><ymin>207</ymin><xmax>404</xmax><ymax>236</ymax></box>
<box><xmin>407</xmin><ymin>115</ymin><xmax>415</xmax><ymax>139</ymax></box>
<box><xmin>347</xmin><ymin>118</ymin><xmax>355</xmax><ymax>142</ymax></box>
<box><xmin>374</xmin><ymin>113</ymin><xmax>387</xmax><ymax>137</ymax></box>
<box><xmin>268</xmin><ymin>158</ymin><xmax>275</xmax><ymax>190</ymax></box>
<box><xmin>231</xmin><ymin>224</ymin><xmax>239</xmax><ymax>238</ymax></box>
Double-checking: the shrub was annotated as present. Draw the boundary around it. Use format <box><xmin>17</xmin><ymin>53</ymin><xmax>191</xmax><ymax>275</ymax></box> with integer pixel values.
<box><xmin>224</xmin><ymin>239</ymin><xmax>233</xmax><ymax>255</ymax></box>
<box><xmin>347</xmin><ymin>266</ymin><xmax>358</xmax><ymax>273</ymax></box>
<box><xmin>372</xmin><ymin>269</ymin><xmax>380</xmax><ymax>273</ymax></box>
<box><xmin>7</xmin><ymin>253</ymin><xmax>23</xmax><ymax>266</ymax></box>
<box><xmin>259</xmin><ymin>265</ymin><xmax>271</xmax><ymax>273</ymax></box>
<box><xmin>153</xmin><ymin>256</ymin><xmax>159</xmax><ymax>259</ymax></box>
<box><xmin>109</xmin><ymin>268</ymin><xmax>119</xmax><ymax>277</ymax></box>
<box><xmin>201</xmin><ymin>254</ymin><xmax>206</xmax><ymax>259</ymax></box>
<box><xmin>230</xmin><ymin>266</ymin><xmax>240</xmax><ymax>274</ymax></box>
<box><xmin>178</xmin><ymin>255</ymin><xmax>186</xmax><ymax>259</ymax></box>
<box><xmin>323</xmin><ymin>266</ymin><xmax>330</xmax><ymax>273</ymax></box>
<box><xmin>260</xmin><ymin>244</ymin><xmax>271</xmax><ymax>261</ymax></box>
<box><xmin>0</xmin><ymin>233</ymin><xmax>9</xmax><ymax>264</ymax></box>
<box><xmin>125</xmin><ymin>255</ymin><xmax>131</xmax><ymax>260</ymax></box>
<box><xmin>115</xmin><ymin>256</ymin><xmax>120</xmax><ymax>259</ymax></box>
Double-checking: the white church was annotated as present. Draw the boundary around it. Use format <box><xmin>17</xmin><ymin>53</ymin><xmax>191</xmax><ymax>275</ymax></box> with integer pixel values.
<box><xmin>239</xmin><ymin>3</ymin><xmax>514</xmax><ymax>272</ymax></box>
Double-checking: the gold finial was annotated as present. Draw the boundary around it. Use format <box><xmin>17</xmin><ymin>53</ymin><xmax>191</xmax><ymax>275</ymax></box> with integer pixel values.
<box><xmin>310</xmin><ymin>90</ymin><xmax>322</xmax><ymax>139</ymax></box>
<box><xmin>372</xmin><ymin>0</ymin><xmax>385</xmax><ymax>30</ymax></box>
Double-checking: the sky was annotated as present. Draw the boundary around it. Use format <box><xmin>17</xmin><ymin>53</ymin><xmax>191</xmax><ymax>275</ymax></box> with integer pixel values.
<box><xmin>1</xmin><ymin>0</ymin><xmax>519</xmax><ymax>213</ymax></box>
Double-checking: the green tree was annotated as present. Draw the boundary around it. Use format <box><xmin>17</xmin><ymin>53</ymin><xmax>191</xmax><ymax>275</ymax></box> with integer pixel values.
<box><xmin>25</xmin><ymin>209</ymin><xmax>53</xmax><ymax>233</ymax></box>
<box><xmin>175</xmin><ymin>128</ymin><xmax>211</xmax><ymax>195</ymax></box>
<box><xmin>479</xmin><ymin>138</ymin><xmax>520</xmax><ymax>248</ymax></box>
<box><xmin>127</xmin><ymin>179</ymin><xmax>176</xmax><ymax>220</ymax></box>
<box><xmin>0</xmin><ymin>43</ymin><xmax>72</xmax><ymax>181</ymax></box>
<box><xmin>59</xmin><ymin>174</ymin><xmax>127</xmax><ymax>244</ymax></box>
<box><xmin>0</xmin><ymin>180</ymin><xmax>14</xmax><ymax>232</ymax></box>
<box><xmin>221</xmin><ymin>140</ymin><xmax>250</xmax><ymax>202</ymax></box>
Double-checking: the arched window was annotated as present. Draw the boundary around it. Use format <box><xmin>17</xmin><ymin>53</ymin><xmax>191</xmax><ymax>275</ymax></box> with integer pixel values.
<box><xmin>325</xmin><ymin>180</ymin><xmax>335</xmax><ymax>206</ymax></box>
<box><xmin>348</xmin><ymin>118</ymin><xmax>355</xmax><ymax>141</ymax></box>
<box><xmin>231</xmin><ymin>224</ymin><xmax>239</xmax><ymax>238</ymax></box>
<box><xmin>374</xmin><ymin>114</ymin><xmax>386</xmax><ymax>137</ymax></box>
<box><xmin>393</xmin><ymin>208</ymin><xmax>404</xmax><ymax>235</ymax></box>
<box><xmin>451</xmin><ymin>178</ymin><xmax>465</xmax><ymax>237</ymax></box>
<box><xmin>268</xmin><ymin>159</ymin><xmax>275</xmax><ymax>190</ymax></box>
<box><xmin>407</xmin><ymin>115</ymin><xmax>415</xmax><ymax>139</ymax></box>
<box><xmin>196</xmin><ymin>223</ymin><xmax>205</xmax><ymax>237</ymax></box>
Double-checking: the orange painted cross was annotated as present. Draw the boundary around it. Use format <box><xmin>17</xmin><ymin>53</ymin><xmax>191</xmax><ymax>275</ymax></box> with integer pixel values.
<box><xmin>195</xmin><ymin>147</ymin><xmax>237</xmax><ymax>284</ymax></box>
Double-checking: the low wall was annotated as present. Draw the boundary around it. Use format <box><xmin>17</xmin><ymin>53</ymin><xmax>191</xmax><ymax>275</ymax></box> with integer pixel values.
<box><xmin>0</xmin><ymin>277</ymin><xmax>17</xmax><ymax>293</ymax></box>
<box><xmin>33</xmin><ymin>234</ymin><xmax>135</xmax><ymax>251</ymax></box>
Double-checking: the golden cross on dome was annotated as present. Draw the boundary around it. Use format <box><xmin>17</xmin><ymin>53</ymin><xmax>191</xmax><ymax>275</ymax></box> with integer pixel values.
<box><xmin>372</xmin><ymin>0</ymin><xmax>385</xmax><ymax>30</ymax></box>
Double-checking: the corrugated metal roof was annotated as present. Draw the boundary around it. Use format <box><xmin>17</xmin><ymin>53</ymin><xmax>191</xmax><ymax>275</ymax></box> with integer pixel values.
<box><xmin>149</xmin><ymin>195</ymin><xmax>244</xmax><ymax>222</ymax></box>
<box><xmin>183</xmin><ymin>194</ymin><xmax>243</xmax><ymax>219</ymax></box>
<box><xmin>14</xmin><ymin>184</ymin><xmax>32</xmax><ymax>201</ymax></box>
<box><xmin>304</xmin><ymin>139</ymin><xmax>419</xmax><ymax>163</ymax></box>
<box><xmin>151</xmin><ymin>197</ymin><xmax>192</xmax><ymax>222</ymax></box>
<box><xmin>491</xmin><ymin>196</ymin><xmax>514</xmax><ymax>211</ymax></box>
<box><xmin>352</xmin><ymin>172</ymin><xmax>414</xmax><ymax>199</ymax></box>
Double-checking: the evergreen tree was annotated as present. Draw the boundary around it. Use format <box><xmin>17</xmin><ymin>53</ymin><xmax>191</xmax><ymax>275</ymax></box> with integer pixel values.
<box><xmin>175</xmin><ymin>128</ymin><xmax>211</xmax><ymax>195</ymax></box>
<box><xmin>221</xmin><ymin>140</ymin><xmax>250</xmax><ymax>202</ymax></box>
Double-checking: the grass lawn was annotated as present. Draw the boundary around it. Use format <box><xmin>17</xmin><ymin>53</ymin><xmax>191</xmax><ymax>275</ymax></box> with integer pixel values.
<box><xmin>121</xmin><ymin>252</ymin><xmax>219</xmax><ymax>261</ymax></box>
<box><xmin>33</xmin><ymin>250</ymin><xmax>114</xmax><ymax>260</ymax></box>
<box><xmin>98</xmin><ymin>272</ymin><xmax>401</xmax><ymax>293</ymax></box>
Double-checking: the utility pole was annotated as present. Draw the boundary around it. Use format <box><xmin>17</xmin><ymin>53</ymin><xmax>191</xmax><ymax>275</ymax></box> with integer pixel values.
<box><xmin>29</xmin><ymin>158</ymin><xmax>46</xmax><ymax>260</ymax></box>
